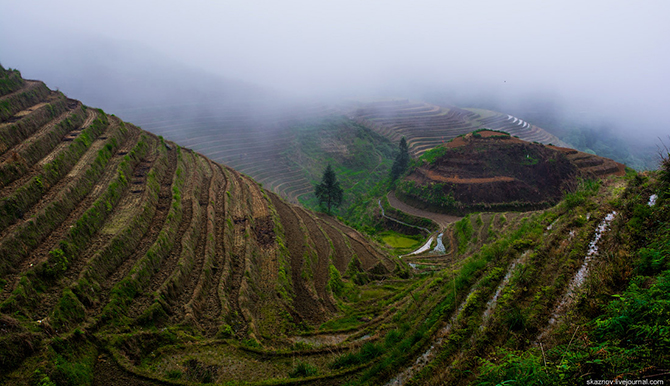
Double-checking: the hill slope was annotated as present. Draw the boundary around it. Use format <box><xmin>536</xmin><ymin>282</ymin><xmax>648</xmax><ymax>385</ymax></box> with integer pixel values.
<box><xmin>0</xmin><ymin>67</ymin><xmax>400</xmax><ymax>384</ymax></box>
<box><xmin>1</xmin><ymin>67</ymin><xmax>667</xmax><ymax>386</ymax></box>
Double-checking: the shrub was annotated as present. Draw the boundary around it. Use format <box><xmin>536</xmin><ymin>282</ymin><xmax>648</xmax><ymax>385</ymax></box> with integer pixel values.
<box><xmin>289</xmin><ymin>361</ymin><xmax>318</xmax><ymax>378</ymax></box>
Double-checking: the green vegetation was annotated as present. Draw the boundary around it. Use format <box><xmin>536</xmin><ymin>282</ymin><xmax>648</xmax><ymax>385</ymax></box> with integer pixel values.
<box><xmin>659</xmin><ymin>143</ymin><xmax>670</xmax><ymax>194</ymax></box>
<box><xmin>289</xmin><ymin>117</ymin><xmax>395</xmax><ymax>218</ymax></box>
<box><xmin>454</xmin><ymin>215</ymin><xmax>474</xmax><ymax>254</ymax></box>
<box><xmin>396</xmin><ymin>179</ymin><xmax>457</xmax><ymax>209</ymax></box>
<box><xmin>288</xmin><ymin>361</ymin><xmax>318</xmax><ymax>377</ymax></box>
<box><xmin>471</xmin><ymin>128</ymin><xmax>510</xmax><ymax>138</ymax></box>
<box><xmin>563</xmin><ymin>178</ymin><xmax>601</xmax><ymax>209</ymax></box>
<box><xmin>0</xmin><ymin>65</ymin><xmax>25</xmax><ymax>97</ymax></box>
<box><xmin>2</xmin><ymin>68</ymin><xmax>669</xmax><ymax>386</ymax></box>
<box><xmin>418</xmin><ymin>144</ymin><xmax>448</xmax><ymax>164</ymax></box>
<box><xmin>380</xmin><ymin>232</ymin><xmax>421</xmax><ymax>249</ymax></box>
<box><xmin>475</xmin><ymin>176</ymin><xmax>670</xmax><ymax>385</ymax></box>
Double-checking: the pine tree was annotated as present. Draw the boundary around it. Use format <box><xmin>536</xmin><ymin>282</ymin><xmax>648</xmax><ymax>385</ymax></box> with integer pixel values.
<box><xmin>315</xmin><ymin>164</ymin><xmax>343</xmax><ymax>213</ymax></box>
<box><xmin>391</xmin><ymin>137</ymin><xmax>410</xmax><ymax>181</ymax></box>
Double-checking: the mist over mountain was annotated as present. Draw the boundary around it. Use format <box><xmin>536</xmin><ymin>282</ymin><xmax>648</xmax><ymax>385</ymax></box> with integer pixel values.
<box><xmin>2</xmin><ymin>1</ymin><xmax>667</xmax><ymax>139</ymax></box>
<box><xmin>2</xmin><ymin>2</ymin><xmax>670</xmax><ymax>384</ymax></box>
<box><xmin>0</xmin><ymin>33</ymin><xmax>271</xmax><ymax>115</ymax></box>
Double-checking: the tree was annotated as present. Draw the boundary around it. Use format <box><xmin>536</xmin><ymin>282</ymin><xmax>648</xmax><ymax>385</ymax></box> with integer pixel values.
<box><xmin>390</xmin><ymin>137</ymin><xmax>410</xmax><ymax>181</ymax></box>
<box><xmin>315</xmin><ymin>164</ymin><xmax>343</xmax><ymax>214</ymax></box>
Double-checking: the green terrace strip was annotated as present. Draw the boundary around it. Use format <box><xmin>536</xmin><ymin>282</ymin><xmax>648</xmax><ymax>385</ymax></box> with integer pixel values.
<box><xmin>358</xmin><ymin>216</ymin><xmax>541</xmax><ymax>385</ymax></box>
<box><xmin>0</xmin><ymin>130</ymin><xmax>150</xmax><ymax>316</ymax></box>
<box><xmin>0</xmin><ymin>120</ymin><xmax>128</xmax><ymax>284</ymax></box>
<box><xmin>399</xmin><ymin>179</ymin><xmax>630</xmax><ymax>384</ymax></box>
<box><xmin>136</xmin><ymin>153</ymin><xmax>209</xmax><ymax>326</ymax></box>
<box><xmin>0</xmin><ymin>110</ymin><xmax>108</xmax><ymax>232</ymax></box>
<box><xmin>0</xmin><ymin>81</ymin><xmax>51</xmax><ymax>122</ymax></box>
<box><xmin>183</xmin><ymin>159</ymin><xmax>220</xmax><ymax>327</ymax></box>
<box><xmin>1</xmin><ymin>68</ymin><xmax>667</xmax><ymax>385</ymax></box>
<box><xmin>67</xmin><ymin>140</ymin><xmax>171</xmax><ymax>325</ymax></box>
<box><xmin>45</xmin><ymin>134</ymin><xmax>153</xmax><ymax>330</ymax></box>
<box><xmin>460</xmin><ymin>177</ymin><xmax>669</xmax><ymax>385</ymax></box>
<box><xmin>100</xmin><ymin>146</ymin><xmax>189</xmax><ymax>325</ymax></box>
<box><xmin>0</xmin><ymin>102</ymin><xmax>85</xmax><ymax>187</ymax></box>
<box><xmin>0</xmin><ymin>96</ymin><xmax>69</xmax><ymax>156</ymax></box>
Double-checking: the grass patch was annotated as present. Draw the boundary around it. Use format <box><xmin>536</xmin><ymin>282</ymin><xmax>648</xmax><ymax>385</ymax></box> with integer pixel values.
<box><xmin>381</xmin><ymin>232</ymin><xmax>421</xmax><ymax>249</ymax></box>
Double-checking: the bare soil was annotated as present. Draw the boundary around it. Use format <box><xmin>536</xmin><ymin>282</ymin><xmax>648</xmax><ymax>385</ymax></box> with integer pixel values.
<box><xmin>403</xmin><ymin>136</ymin><xmax>579</xmax><ymax>208</ymax></box>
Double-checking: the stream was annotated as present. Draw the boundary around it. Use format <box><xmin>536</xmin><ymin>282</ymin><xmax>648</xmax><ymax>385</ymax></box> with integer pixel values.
<box><xmin>541</xmin><ymin>211</ymin><xmax>617</xmax><ymax>336</ymax></box>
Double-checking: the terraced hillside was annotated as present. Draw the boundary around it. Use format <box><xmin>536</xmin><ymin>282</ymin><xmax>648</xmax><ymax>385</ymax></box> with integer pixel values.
<box><xmin>347</xmin><ymin>99</ymin><xmax>568</xmax><ymax>157</ymax></box>
<box><xmin>0</xmin><ymin>67</ymin><xmax>406</xmax><ymax>385</ymax></box>
<box><xmin>119</xmin><ymin>102</ymin><xmax>338</xmax><ymax>204</ymax></box>
<box><xmin>3</xmin><ymin>67</ymin><xmax>667</xmax><ymax>385</ymax></box>
<box><xmin>381</xmin><ymin>173</ymin><xmax>669</xmax><ymax>385</ymax></box>
<box><xmin>395</xmin><ymin>130</ymin><xmax>626</xmax><ymax>215</ymax></box>
<box><xmin>119</xmin><ymin>99</ymin><xmax>568</xmax><ymax>210</ymax></box>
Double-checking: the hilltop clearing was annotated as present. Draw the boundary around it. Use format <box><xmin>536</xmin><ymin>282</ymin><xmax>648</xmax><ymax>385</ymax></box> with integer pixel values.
<box><xmin>394</xmin><ymin>130</ymin><xmax>626</xmax><ymax>215</ymax></box>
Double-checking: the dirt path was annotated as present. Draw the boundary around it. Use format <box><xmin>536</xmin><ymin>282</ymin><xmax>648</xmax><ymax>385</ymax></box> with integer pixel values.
<box><xmin>387</xmin><ymin>191</ymin><xmax>460</xmax><ymax>229</ymax></box>
<box><xmin>378</xmin><ymin>199</ymin><xmax>430</xmax><ymax>234</ymax></box>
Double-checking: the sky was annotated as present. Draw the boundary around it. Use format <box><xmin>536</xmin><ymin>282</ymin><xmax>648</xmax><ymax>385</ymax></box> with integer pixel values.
<box><xmin>1</xmin><ymin>0</ymin><xmax>668</xmax><ymax>138</ymax></box>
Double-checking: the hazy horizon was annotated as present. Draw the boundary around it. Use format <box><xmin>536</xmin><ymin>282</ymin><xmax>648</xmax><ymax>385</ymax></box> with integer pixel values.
<box><xmin>1</xmin><ymin>0</ymin><xmax>668</xmax><ymax>144</ymax></box>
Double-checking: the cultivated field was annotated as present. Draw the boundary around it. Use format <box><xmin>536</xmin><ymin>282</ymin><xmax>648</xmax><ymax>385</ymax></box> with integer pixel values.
<box><xmin>347</xmin><ymin>99</ymin><xmax>568</xmax><ymax>157</ymax></box>
<box><xmin>394</xmin><ymin>131</ymin><xmax>625</xmax><ymax>215</ymax></box>
<box><xmin>2</xmin><ymin>67</ymin><xmax>664</xmax><ymax>385</ymax></box>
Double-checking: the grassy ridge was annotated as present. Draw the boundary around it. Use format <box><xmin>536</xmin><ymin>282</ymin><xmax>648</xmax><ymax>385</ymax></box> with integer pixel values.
<box><xmin>470</xmin><ymin>174</ymin><xmax>669</xmax><ymax>385</ymax></box>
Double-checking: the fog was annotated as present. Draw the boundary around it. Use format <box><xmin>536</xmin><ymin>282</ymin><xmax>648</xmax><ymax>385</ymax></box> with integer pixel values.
<box><xmin>1</xmin><ymin>0</ymin><xmax>668</xmax><ymax>150</ymax></box>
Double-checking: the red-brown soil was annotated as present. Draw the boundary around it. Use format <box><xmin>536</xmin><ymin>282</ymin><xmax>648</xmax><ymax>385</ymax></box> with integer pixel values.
<box><xmin>398</xmin><ymin>133</ymin><xmax>625</xmax><ymax>216</ymax></box>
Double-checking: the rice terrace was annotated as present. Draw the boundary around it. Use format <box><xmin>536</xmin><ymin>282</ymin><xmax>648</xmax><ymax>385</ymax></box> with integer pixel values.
<box><xmin>0</xmin><ymin>2</ymin><xmax>669</xmax><ymax>384</ymax></box>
